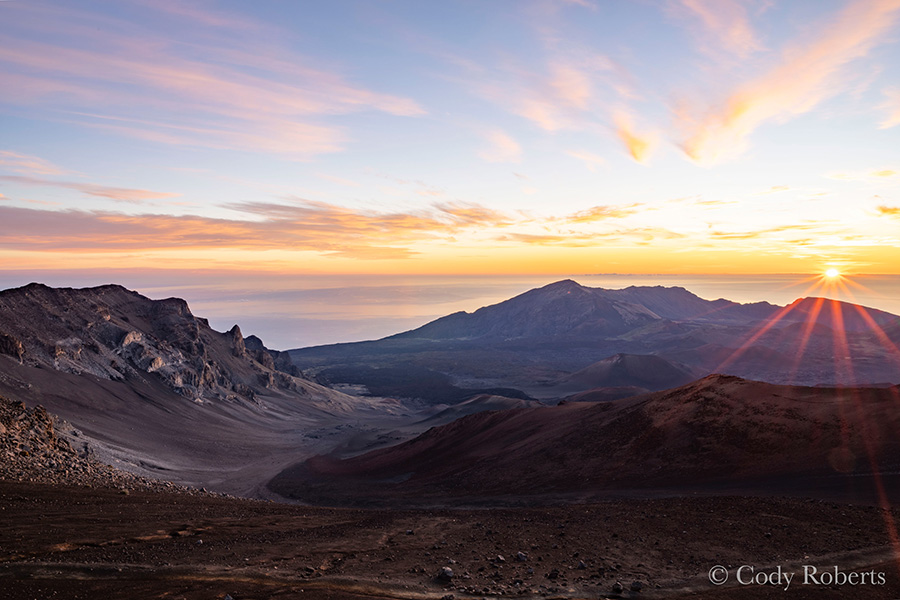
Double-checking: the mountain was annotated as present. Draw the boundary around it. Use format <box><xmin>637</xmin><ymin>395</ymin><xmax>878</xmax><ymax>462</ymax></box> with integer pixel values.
<box><xmin>388</xmin><ymin>279</ymin><xmax>779</xmax><ymax>342</ymax></box>
<box><xmin>269</xmin><ymin>375</ymin><xmax>900</xmax><ymax>506</ymax></box>
<box><xmin>552</xmin><ymin>352</ymin><xmax>700</xmax><ymax>393</ymax></box>
<box><xmin>0</xmin><ymin>283</ymin><xmax>328</xmax><ymax>402</ymax></box>
<box><xmin>289</xmin><ymin>279</ymin><xmax>900</xmax><ymax>398</ymax></box>
<box><xmin>0</xmin><ymin>283</ymin><xmax>400</xmax><ymax>495</ymax></box>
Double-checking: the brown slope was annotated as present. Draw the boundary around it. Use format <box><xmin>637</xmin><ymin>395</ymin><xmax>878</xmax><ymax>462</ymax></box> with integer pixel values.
<box><xmin>0</xmin><ymin>283</ymin><xmax>369</xmax><ymax>495</ymax></box>
<box><xmin>553</xmin><ymin>352</ymin><xmax>701</xmax><ymax>393</ymax></box>
<box><xmin>269</xmin><ymin>374</ymin><xmax>900</xmax><ymax>505</ymax></box>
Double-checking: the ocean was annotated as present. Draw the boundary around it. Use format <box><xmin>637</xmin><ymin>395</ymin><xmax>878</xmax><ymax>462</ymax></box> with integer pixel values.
<box><xmin>2</xmin><ymin>272</ymin><xmax>898</xmax><ymax>351</ymax></box>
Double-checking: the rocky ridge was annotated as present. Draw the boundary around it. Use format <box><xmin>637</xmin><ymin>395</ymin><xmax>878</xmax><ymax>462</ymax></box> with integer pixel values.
<box><xmin>0</xmin><ymin>283</ymin><xmax>327</xmax><ymax>405</ymax></box>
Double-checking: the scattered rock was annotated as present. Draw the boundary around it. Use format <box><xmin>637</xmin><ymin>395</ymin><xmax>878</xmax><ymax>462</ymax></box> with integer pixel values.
<box><xmin>0</xmin><ymin>394</ymin><xmax>211</xmax><ymax>495</ymax></box>
<box><xmin>438</xmin><ymin>566</ymin><xmax>454</xmax><ymax>581</ymax></box>
<box><xmin>516</xmin><ymin>551</ymin><xmax>528</xmax><ymax>562</ymax></box>
<box><xmin>631</xmin><ymin>580</ymin><xmax>643</xmax><ymax>592</ymax></box>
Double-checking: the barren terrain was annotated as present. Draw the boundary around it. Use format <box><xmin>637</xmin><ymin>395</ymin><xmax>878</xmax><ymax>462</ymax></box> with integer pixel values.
<box><xmin>3</xmin><ymin>482</ymin><xmax>900</xmax><ymax>600</ymax></box>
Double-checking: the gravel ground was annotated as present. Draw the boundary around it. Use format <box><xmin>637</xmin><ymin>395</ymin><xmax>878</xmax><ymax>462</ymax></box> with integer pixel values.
<box><xmin>2</xmin><ymin>481</ymin><xmax>900</xmax><ymax>600</ymax></box>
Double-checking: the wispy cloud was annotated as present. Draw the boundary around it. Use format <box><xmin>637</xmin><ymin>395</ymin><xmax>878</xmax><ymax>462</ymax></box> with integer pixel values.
<box><xmin>614</xmin><ymin>112</ymin><xmax>657</xmax><ymax>164</ymax></box>
<box><xmin>0</xmin><ymin>3</ymin><xmax>424</xmax><ymax>159</ymax></box>
<box><xmin>478</xmin><ymin>129</ymin><xmax>523</xmax><ymax>163</ymax></box>
<box><xmin>754</xmin><ymin>185</ymin><xmax>791</xmax><ymax>195</ymax></box>
<box><xmin>564</xmin><ymin>203</ymin><xmax>642</xmax><ymax>223</ymax></box>
<box><xmin>826</xmin><ymin>167</ymin><xmax>898</xmax><ymax>181</ymax></box>
<box><xmin>671</xmin><ymin>0</ymin><xmax>763</xmax><ymax>58</ymax></box>
<box><xmin>709</xmin><ymin>222</ymin><xmax>832</xmax><ymax>240</ymax></box>
<box><xmin>877</xmin><ymin>205</ymin><xmax>900</xmax><ymax>216</ymax></box>
<box><xmin>879</xmin><ymin>89</ymin><xmax>900</xmax><ymax>128</ymax></box>
<box><xmin>679</xmin><ymin>0</ymin><xmax>900</xmax><ymax>165</ymax></box>
<box><xmin>566</xmin><ymin>150</ymin><xmax>606</xmax><ymax>171</ymax></box>
<box><xmin>0</xmin><ymin>150</ymin><xmax>67</xmax><ymax>176</ymax></box>
<box><xmin>0</xmin><ymin>175</ymin><xmax>179</xmax><ymax>204</ymax></box>
<box><xmin>0</xmin><ymin>199</ymin><xmax>513</xmax><ymax>258</ymax></box>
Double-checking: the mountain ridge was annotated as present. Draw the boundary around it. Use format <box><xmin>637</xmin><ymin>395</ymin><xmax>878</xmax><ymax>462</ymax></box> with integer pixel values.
<box><xmin>290</xmin><ymin>279</ymin><xmax>900</xmax><ymax>395</ymax></box>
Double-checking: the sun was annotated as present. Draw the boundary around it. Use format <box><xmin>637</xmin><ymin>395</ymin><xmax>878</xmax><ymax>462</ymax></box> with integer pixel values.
<box><xmin>825</xmin><ymin>268</ymin><xmax>840</xmax><ymax>278</ymax></box>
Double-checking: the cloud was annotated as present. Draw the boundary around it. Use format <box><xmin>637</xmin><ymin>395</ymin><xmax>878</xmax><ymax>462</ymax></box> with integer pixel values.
<box><xmin>498</xmin><ymin>226</ymin><xmax>683</xmax><ymax>246</ymax></box>
<box><xmin>826</xmin><ymin>167</ymin><xmax>898</xmax><ymax>181</ymax></box>
<box><xmin>0</xmin><ymin>198</ymin><xmax>514</xmax><ymax>259</ymax></box>
<box><xmin>558</xmin><ymin>0</ymin><xmax>597</xmax><ymax>9</ymax></box>
<box><xmin>316</xmin><ymin>174</ymin><xmax>362</xmax><ymax>188</ymax></box>
<box><xmin>614</xmin><ymin>112</ymin><xmax>657</xmax><ymax>164</ymax></box>
<box><xmin>566</xmin><ymin>150</ymin><xmax>606</xmax><ymax>171</ymax></box>
<box><xmin>446</xmin><ymin>31</ymin><xmax>643</xmax><ymax>162</ymax></box>
<box><xmin>671</xmin><ymin>0</ymin><xmax>762</xmax><ymax>58</ymax></box>
<box><xmin>0</xmin><ymin>175</ymin><xmax>179</xmax><ymax>204</ymax></box>
<box><xmin>679</xmin><ymin>0</ymin><xmax>900</xmax><ymax>165</ymax></box>
<box><xmin>478</xmin><ymin>129</ymin><xmax>523</xmax><ymax>163</ymax></box>
<box><xmin>709</xmin><ymin>223</ymin><xmax>829</xmax><ymax>240</ymax></box>
<box><xmin>877</xmin><ymin>205</ymin><xmax>900</xmax><ymax>216</ymax></box>
<box><xmin>879</xmin><ymin>89</ymin><xmax>900</xmax><ymax>128</ymax></box>
<box><xmin>565</xmin><ymin>204</ymin><xmax>642</xmax><ymax>223</ymax></box>
<box><xmin>755</xmin><ymin>185</ymin><xmax>791</xmax><ymax>195</ymax></box>
<box><xmin>0</xmin><ymin>3</ymin><xmax>424</xmax><ymax>159</ymax></box>
<box><xmin>0</xmin><ymin>150</ymin><xmax>66</xmax><ymax>176</ymax></box>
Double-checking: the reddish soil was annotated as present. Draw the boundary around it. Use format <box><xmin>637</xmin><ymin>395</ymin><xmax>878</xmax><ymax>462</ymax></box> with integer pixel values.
<box><xmin>4</xmin><ymin>481</ymin><xmax>900</xmax><ymax>600</ymax></box>
<box><xmin>271</xmin><ymin>376</ymin><xmax>900</xmax><ymax>507</ymax></box>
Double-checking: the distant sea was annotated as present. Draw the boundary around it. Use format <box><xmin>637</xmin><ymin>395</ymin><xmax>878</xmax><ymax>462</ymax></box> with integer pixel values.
<box><xmin>1</xmin><ymin>272</ymin><xmax>899</xmax><ymax>350</ymax></box>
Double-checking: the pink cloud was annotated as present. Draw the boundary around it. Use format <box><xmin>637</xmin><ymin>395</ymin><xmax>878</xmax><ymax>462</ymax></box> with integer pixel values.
<box><xmin>0</xmin><ymin>175</ymin><xmax>180</xmax><ymax>204</ymax></box>
<box><xmin>672</xmin><ymin>0</ymin><xmax>762</xmax><ymax>58</ymax></box>
<box><xmin>0</xmin><ymin>3</ymin><xmax>424</xmax><ymax>159</ymax></box>
<box><xmin>0</xmin><ymin>151</ymin><xmax>67</xmax><ymax>176</ymax></box>
<box><xmin>679</xmin><ymin>0</ymin><xmax>900</xmax><ymax>165</ymax></box>
<box><xmin>478</xmin><ymin>129</ymin><xmax>523</xmax><ymax>163</ymax></box>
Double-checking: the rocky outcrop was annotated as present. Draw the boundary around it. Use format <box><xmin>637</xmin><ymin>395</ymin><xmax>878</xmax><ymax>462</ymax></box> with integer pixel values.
<box><xmin>229</xmin><ymin>324</ymin><xmax>246</xmax><ymax>357</ymax></box>
<box><xmin>0</xmin><ymin>332</ymin><xmax>24</xmax><ymax>362</ymax></box>
<box><xmin>0</xmin><ymin>283</ymin><xmax>315</xmax><ymax>404</ymax></box>
<box><xmin>245</xmin><ymin>334</ymin><xmax>303</xmax><ymax>377</ymax></box>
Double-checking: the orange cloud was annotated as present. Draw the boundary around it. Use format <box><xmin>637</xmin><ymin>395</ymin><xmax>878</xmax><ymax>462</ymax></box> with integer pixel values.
<box><xmin>709</xmin><ymin>223</ymin><xmax>834</xmax><ymax>241</ymax></box>
<box><xmin>673</xmin><ymin>0</ymin><xmax>762</xmax><ymax>58</ymax></box>
<box><xmin>614</xmin><ymin>113</ymin><xmax>657</xmax><ymax>164</ymax></box>
<box><xmin>0</xmin><ymin>199</ymin><xmax>513</xmax><ymax>259</ymax></box>
<box><xmin>0</xmin><ymin>175</ymin><xmax>179</xmax><ymax>204</ymax></box>
<box><xmin>680</xmin><ymin>0</ymin><xmax>900</xmax><ymax>165</ymax></box>
<box><xmin>877</xmin><ymin>205</ymin><xmax>900</xmax><ymax>216</ymax></box>
<box><xmin>565</xmin><ymin>204</ymin><xmax>642</xmax><ymax>223</ymax></box>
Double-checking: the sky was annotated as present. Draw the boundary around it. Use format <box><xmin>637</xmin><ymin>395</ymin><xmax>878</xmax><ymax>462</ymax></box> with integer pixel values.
<box><xmin>1</xmin><ymin>0</ymin><xmax>900</xmax><ymax>280</ymax></box>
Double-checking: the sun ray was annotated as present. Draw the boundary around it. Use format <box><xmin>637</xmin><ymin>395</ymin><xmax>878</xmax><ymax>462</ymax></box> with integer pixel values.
<box><xmin>714</xmin><ymin>276</ymin><xmax>830</xmax><ymax>374</ymax></box>
<box><xmin>786</xmin><ymin>296</ymin><xmax>826</xmax><ymax>385</ymax></box>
